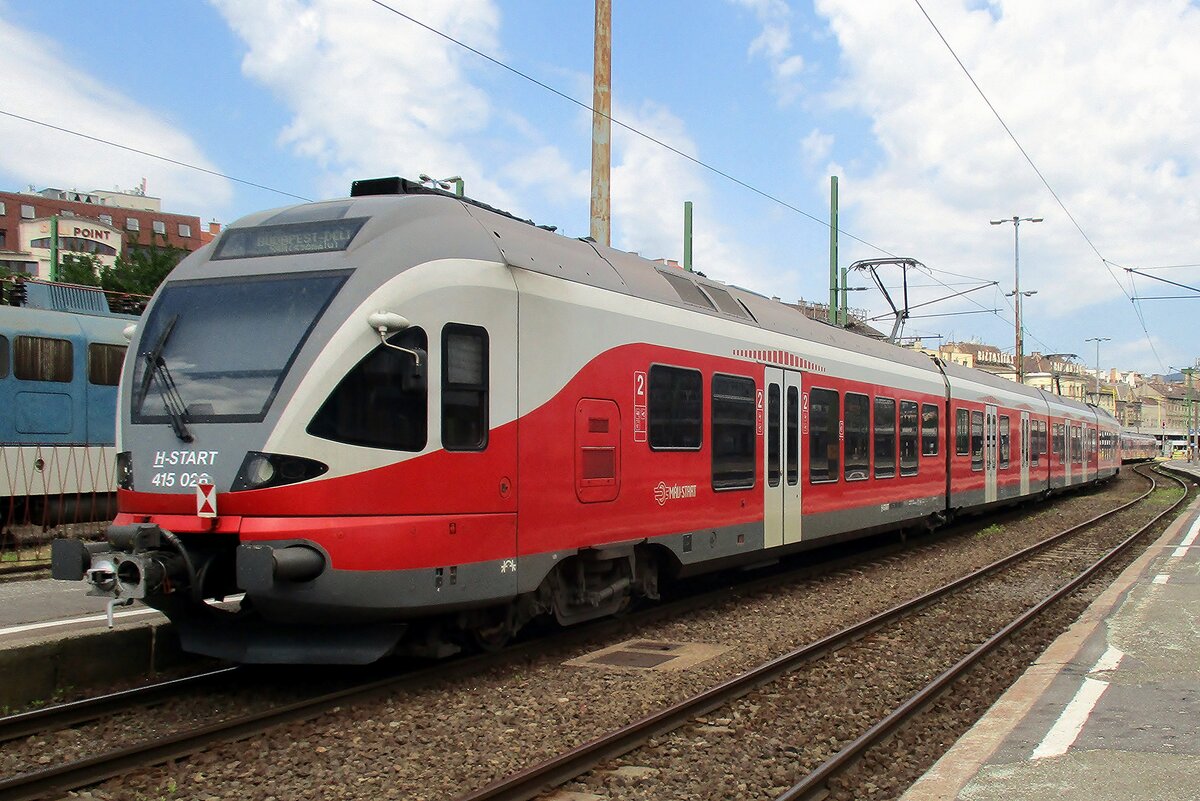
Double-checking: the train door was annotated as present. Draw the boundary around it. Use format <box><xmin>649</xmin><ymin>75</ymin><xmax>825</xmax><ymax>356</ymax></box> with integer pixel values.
<box><xmin>763</xmin><ymin>367</ymin><xmax>802</xmax><ymax>549</ymax></box>
<box><xmin>1020</xmin><ymin>412</ymin><xmax>1030</xmax><ymax>495</ymax></box>
<box><xmin>1062</xmin><ymin>422</ymin><xmax>1073</xmax><ymax>485</ymax></box>
<box><xmin>985</xmin><ymin>405</ymin><xmax>998</xmax><ymax>503</ymax></box>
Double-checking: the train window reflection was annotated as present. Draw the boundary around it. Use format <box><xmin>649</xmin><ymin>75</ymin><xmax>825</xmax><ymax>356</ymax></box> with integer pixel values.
<box><xmin>874</xmin><ymin>397</ymin><xmax>896</xmax><ymax>479</ymax></box>
<box><xmin>14</xmin><ymin>335</ymin><xmax>72</xmax><ymax>382</ymax></box>
<box><xmin>999</xmin><ymin>415</ymin><xmax>1011</xmax><ymax>469</ymax></box>
<box><xmin>442</xmin><ymin>324</ymin><xmax>488</xmax><ymax>451</ymax></box>
<box><xmin>648</xmin><ymin>365</ymin><xmax>702</xmax><ymax>450</ymax></box>
<box><xmin>711</xmin><ymin>374</ymin><xmax>756</xmax><ymax>490</ymax></box>
<box><xmin>809</xmin><ymin>387</ymin><xmax>839</xmax><ymax>483</ymax></box>
<box><xmin>956</xmin><ymin>408</ymin><xmax>969</xmax><ymax>456</ymax></box>
<box><xmin>921</xmin><ymin>403</ymin><xmax>939</xmax><ymax>457</ymax></box>
<box><xmin>844</xmin><ymin>393</ymin><xmax>870</xmax><ymax>481</ymax></box>
<box><xmin>970</xmin><ymin>410</ymin><xmax>984</xmax><ymax>471</ymax></box>
<box><xmin>308</xmin><ymin>327</ymin><xmax>428</xmax><ymax>451</ymax></box>
<box><xmin>899</xmin><ymin>401</ymin><xmax>919</xmax><ymax>476</ymax></box>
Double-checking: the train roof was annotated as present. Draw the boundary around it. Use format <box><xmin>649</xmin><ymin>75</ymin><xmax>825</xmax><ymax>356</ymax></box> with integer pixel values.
<box><xmin>210</xmin><ymin>182</ymin><xmax>943</xmax><ymax>378</ymax></box>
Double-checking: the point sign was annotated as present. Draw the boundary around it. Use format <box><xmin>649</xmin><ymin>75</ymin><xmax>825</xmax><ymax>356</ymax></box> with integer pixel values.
<box><xmin>196</xmin><ymin>482</ymin><xmax>217</xmax><ymax>518</ymax></box>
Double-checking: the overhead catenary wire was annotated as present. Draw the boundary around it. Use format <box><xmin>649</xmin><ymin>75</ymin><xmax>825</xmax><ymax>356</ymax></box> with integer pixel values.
<box><xmin>911</xmin><ymin>0</ymin><xmax>1166</xmax><ymax>372</ymax></box>
<box><xmin>0</xmin><ymin>109</ymin><xmax>312</xmax><ymax>203</ymax></box>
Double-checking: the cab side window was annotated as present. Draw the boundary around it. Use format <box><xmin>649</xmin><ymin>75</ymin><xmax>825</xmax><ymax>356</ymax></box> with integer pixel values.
<box><xmin>442</xmin><ymin>324</ymin><xmax>488</xmax><ymax>451</ymax></box>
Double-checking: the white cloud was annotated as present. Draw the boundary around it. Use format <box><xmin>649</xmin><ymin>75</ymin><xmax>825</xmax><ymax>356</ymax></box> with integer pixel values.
<box><xmin>0</xmin><ymin>16</ymin><xmax>232</xmax><ymax>214</ymax></box>
<box><xmin>815</xmin><ymin>0</ymin><xmax>1200</xmax><ymax>324</ymax></box>
<box><xmin>610</xmin><ymin>103</ymin><xmax>774</xmax><ymax>292</ymax></box>
<box><xmin>728</xmin><ymin>0</ymin><xmax>806</xmax><ymax>101</ymax></box>
<box><xmin>801</xmin><ymin>128</ymin><xmax>834</xmax><ymax>166</ymax></box>
<box><xmin>211</xmin><ymin>0</ymin><xmax>515</xmax><ymax>206</ymax></box>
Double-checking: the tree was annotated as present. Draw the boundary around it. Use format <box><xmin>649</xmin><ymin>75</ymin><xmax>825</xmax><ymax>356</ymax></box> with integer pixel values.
<box><xmin>58</xmin><ymin>253</ymin><xmax>103</xmax><ymax>287</ymax></box>
<box><xmin>100</xmin><ymin>239</ymin><xmax>186</xmax><ymax>296</ymax></box>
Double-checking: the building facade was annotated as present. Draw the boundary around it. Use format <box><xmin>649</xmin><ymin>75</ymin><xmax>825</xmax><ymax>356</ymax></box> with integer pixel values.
<box><xmin>0</xmin><ymin>186</ymin><xmax>215</xmax><ymax>280</ymax></box>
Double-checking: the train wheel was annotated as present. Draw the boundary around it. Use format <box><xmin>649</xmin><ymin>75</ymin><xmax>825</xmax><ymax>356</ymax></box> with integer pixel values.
<box><xmin>467</xmin><ymin>606</ymin><xmax>516</xmax><ymax>652</ymax></box>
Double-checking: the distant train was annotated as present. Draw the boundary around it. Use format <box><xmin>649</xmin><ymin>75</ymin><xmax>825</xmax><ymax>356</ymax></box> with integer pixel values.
<box><xmin>53</xmin><ymin>178</ymin><xmax>1123</xmax><ymax>664</ymax></box>
<box><xmin>0</xmin><ymin>279</ymin><xmax>136</xmax><ymax>527</ymax></box>
<box><xmin>1118</xmin><ymin>430</ymin><xmax>1158</xmax><ymax>463</ymax></box>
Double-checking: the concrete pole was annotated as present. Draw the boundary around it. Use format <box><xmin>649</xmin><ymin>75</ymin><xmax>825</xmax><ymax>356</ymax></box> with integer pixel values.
<box><xmin>589</xmin><ymin>0</ymin><xmax>612</xmax><ymax>247</ymax></box>
<box><xmin>1013</xmin><ymin>220</ymin><xmax>1023</xmax><ymax>384</ymax></box>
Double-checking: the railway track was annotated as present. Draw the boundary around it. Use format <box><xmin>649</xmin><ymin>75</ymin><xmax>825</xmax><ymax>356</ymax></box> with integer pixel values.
<box><xmin>0</xmin><ymin>469</ymin><xmax>1173</xmax><ymax>801</ymax></box>
<box><xmin>453</xmin><ymin>465</ymin><xmax>1190</xmax><ymax>801</ymax></box>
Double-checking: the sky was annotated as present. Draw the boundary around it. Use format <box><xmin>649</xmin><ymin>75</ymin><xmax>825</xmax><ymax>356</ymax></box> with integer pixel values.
<box><xmin>2</xmin><ymin>0</ymin><xmax>1198</xmax><ymax>377</ymax></box>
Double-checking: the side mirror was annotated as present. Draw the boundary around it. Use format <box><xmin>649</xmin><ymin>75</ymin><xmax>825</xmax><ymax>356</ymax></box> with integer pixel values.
<box><xmin>366</xmin><ymin>310</ymin><xmax>421</xmax><ymax>366</ymax></box>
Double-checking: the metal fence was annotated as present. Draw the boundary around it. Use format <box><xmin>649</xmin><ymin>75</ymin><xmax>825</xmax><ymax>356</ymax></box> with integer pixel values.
<box><xmin>1</xmin><ymin>443</ymin><xmax>116</xmax><ymax>571</ymax></box>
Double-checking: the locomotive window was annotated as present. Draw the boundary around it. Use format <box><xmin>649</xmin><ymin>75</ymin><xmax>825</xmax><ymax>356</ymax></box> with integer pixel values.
<box><xmin>441</xmin><ymin>324</ymin><xmax>488</xmax><ymax>451</ymax></box>
<box><xmin>899</xmin><ymin>400</ymin><xmax>919</xmax><ymax>476</ymax></box>
<box><xmin>921</xmin><ymin>403</ymin><xmax>939</xmax><ymax>456</ymax></box>
<box><xmin>87</xmin><ymin>343</ymin><xmax>127</xmax><ymax>386</ymax></box>
<box><xmin>874</xmin><ymin>397</ymin><xmax>896</xmax><ymax>479</ymax></box>
<box><xmin>0</xmin><ymin>334</ymin><xmax>8</xmax><ymax>378</ymax></box>
<box><xmin>956</xmin><ymin>408</ymin><xmax>969</xmax><ymax>456</ymax></box>
<box><xmin>1052</xmin><ymin>423</ymin><xmax>1063</xmax><ymax>459</ymax></box>
<box><xmin>998</xmin><ymin>415</ymin><xmax>1011</xmax><ymax>469</ymax></box>
<box><xmin>809</xmin><ymin>387</ymin><xmax>839</xmax><ymax>483</ymax></box>
<box><xmin>659</xmin><ymin>270</ymin><xmax>716</xmax><ymax>311</ymax></box>
<box><xmin>970</xmin><ymin>410</ymin><xmax>984</xmax><ymax>471</ymax></box>
<box><xmin>648</xmin><ymin>365</ymin><xmax>702</xmax><ymax>450</ymax></box>
<box><xmin>767</xmin><ymin>384</ymin><xmax>781</xmax><ymax>487</ymax></box>
<box><xmin>786</xmin><ymin>386</ymin><xmax>799</xmax><ymax>485</ymax></box>
<box><xmin>844</xmin><ymin>392</ymin><xmax>870</xmax><ymax>481</ymax></box>
<box><xmin>133</xmin><ymin>271</ymin><xmax>347</xmax><ymax>424</ymax></box>
<box><xmin>14</xmin><ymin>335</ymin><xmax>73</xmax><ymax>382</ymax></box>
<box><xmin>307</xmin><ymin>327</ymin><xmax>428</xmax><ymax>451</ymax></box>
<box><xmin>711</xmin><ymin>374</ymin><xmax>756</xmax><ymax>490</ymax></box>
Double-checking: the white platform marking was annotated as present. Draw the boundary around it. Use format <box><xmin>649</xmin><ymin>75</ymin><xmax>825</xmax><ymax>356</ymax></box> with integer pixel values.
<box><xmin>1172</xmin><ymin>515</ymin><xmax>1200</xmax><ymax>558</ymax></box>
<box><xmin>1153</xmin><ymin>574</ymin><xmax>1170</xmax><ymax>585</ymax></box>
<box><xmin>1031</xmin><ymin>646</ymin><xmax>1124</xmax><ymax>760</ymax></box>
<box><xmin>0</xmin><ymin>607</ymin><xmax>160</xmax><ymax>637</ymax></box>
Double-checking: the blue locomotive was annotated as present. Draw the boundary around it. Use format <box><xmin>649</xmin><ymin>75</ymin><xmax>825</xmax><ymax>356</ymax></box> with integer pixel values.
<box><xmin>1</xmin><ymin>278</ymin><xmax>138</xmax><ymax>527</ymax></box>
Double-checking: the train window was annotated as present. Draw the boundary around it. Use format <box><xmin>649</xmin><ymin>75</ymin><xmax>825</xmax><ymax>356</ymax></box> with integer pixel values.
<box><xmin>87</xmin><ymin>343</ymin><xmax>127</xmax><ymax>386</ymax></box>
<box><xmin>0</xmin><ymin>334</ymin><xmax>8</xmax><ymax>378</ymax></box>
<box><xmin>1071</xmin><ymin>426</ymin><xmax>1082</xmax><ymax>464</ymax></box>
<box><xmin>1052</xmin><ymin>423</ymin><xmax>1062</xmax><ymax>459</ymax></box>
<box><xmin>998</xmin><ymin>415</ymin><xmax>1011</xmax><ymax>469</ymax></box>
<box><xmin>307</xmin><ymin>327</ymin><xmax>428</xmax><ymax>451</ymax></box>
<box><xmin>767</xmin><ymin>384</ymin><xmax>781</xmax><ymax>487</ymax></box>
<box><xmin>786</xmin><ymin>386</ymin><xmax>799</xmax><ymax>485</ymax></box>
<box><xmin>441</xmin><ymin>324</ymin><xmax>489</xmax><ymax>451</ymax></box>
<box><xmin>14</xmin><ymin>335</ymin><xmax>73</xmax><ymax>382</ymax></box>
<box><xmin>899</xmin><ymin>401</ymin><xmax>919</xmax><ymax>477</ymax></box>
<box><xmin>711</xmin><ymin>374</ymin><xmax>756</xmax><ymax>490</ymax></box>
<box><xmin>648</xmin><ymin>365</ymin><xmax>702</xmax><ymax>450</ymax></box>
<box><xmin>1030</xmin><ymin>420</ymin><xmax>1041</xmax><ymax>466</ymax></box>
<box><xmin>809</xmin><ymin>387</ymin><xmax>840</xmax><ymax>483</ymax></box>
<box><xmin>874</xmin><ymin>397</ymin><xmax>896</xmax><ymax>479</ymax></box>
<box><xmin>956</xmin><ymin>408</ymin><xmax>969</xmax><ymax>456</ymax></box>
<box><xmin>659</xmin><ymin>270</ymin><xmax>716</xmax><ymax>311</ymax></box>
<box><xmin>844</xmin><ymin>393</ymin><xmax>870</xmax><ymax>481</ymax></box>
<box><xmin>921</xmin><ymin>403</ymin><xmax>939</xmax><ymax>456</ymax></box>
<box><xmin>970</xmin><ymin>410</ymin><xmax>984</xmax><ymax>471</ymax></box>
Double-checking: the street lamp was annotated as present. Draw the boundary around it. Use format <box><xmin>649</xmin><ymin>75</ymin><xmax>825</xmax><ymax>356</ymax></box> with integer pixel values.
<box><xmin>1085</xmin><ymin>336</ymin><xmax>1111</xmax><ymax>405</ymax></box>
<box><xmin>991</xmin><ymin>215</ymin><xmax>1043</xmax><ymax>383</ymax></box>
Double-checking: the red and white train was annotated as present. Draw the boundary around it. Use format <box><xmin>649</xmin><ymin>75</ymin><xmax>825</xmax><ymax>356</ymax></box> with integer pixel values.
<box><xmin>53</xmin><ymin>178</ymin><xmax>1122</xmax><ymax>663</ymax></box>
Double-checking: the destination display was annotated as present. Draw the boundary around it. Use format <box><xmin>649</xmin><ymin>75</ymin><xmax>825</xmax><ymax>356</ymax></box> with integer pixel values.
<box><xmin>212</xmin><ymin>217</ymin><xmax>368</xmax><ymax>259</ymax></box>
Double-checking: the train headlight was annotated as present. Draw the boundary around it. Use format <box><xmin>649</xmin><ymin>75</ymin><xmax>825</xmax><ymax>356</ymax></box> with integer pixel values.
<box><xmin>245</xmin><ymin>455</ymin><xmax>276</xmax><ymax>487</ymax></box>
<box><xmin>231</xmin><ymin>451</ymin><xmax>328</xmax><ymax>491</ymax></box>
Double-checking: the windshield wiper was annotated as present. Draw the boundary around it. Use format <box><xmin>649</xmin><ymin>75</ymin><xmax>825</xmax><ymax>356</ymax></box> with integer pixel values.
<box><xmin>139</xmin><ymin>315</ymin><xmax>193</xmax><ymax>443</ymax></box>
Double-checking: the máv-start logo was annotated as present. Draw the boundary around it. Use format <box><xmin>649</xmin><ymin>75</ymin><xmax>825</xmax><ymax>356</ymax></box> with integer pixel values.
<box><xmin>654</xmin><ymin>481</ymin><xmax>698</xmax><ymax>506</ymax></box>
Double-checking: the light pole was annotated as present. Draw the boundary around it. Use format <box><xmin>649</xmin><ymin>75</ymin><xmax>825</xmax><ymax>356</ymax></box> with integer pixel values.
<box><xmin>991</xmin><ymin>215</ymin><xmax>1043</xmax><ymax>383</ymax></box>
<box><xmin>1085</xmin><ymin>336</ymin><xmax>1111</xmax><ymax>406</ymax></box>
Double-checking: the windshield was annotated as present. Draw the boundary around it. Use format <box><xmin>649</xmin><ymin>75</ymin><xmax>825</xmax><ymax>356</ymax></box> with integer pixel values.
<box><xmin>132</xmin><ymin>270</ymin><xmax>347</xmax><ymax>424</ymax></box>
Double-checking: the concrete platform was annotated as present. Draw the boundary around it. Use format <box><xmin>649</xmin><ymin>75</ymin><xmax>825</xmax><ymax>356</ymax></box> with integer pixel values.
<box><xmin>903</xmin><ymin>463</ymin><xmax>1200</xmax><ymax>801</ymax></box>
<box><xmin>0</xmin><ymin>577</ymin><xmax>187</xmax><ymax>709</ymax></box>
